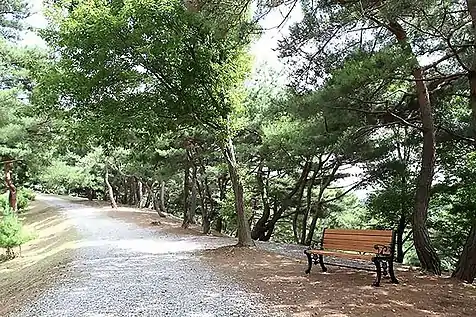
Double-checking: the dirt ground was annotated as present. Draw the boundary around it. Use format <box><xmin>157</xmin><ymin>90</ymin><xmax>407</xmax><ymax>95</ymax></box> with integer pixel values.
<box><xmin>201</xmin><ymin>247</ymin><xmax>476</xmax><ymax>317</ymax></box>
<box><xmin>0</xmin><ymin>200</ymin><xmax>78</xmax><ymax>316</ymax></box>
<box><xmin>107</xmin><ymin>206</ymin><xmax>476</xmax><ymax>317</ymax></box>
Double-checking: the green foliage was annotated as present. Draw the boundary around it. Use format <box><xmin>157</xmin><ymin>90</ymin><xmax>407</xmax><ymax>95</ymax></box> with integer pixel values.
<box><xmin>0</xmin><ymin>210</ymin><xmax>33</xmax><ymax>259</ymax></box>
<box><xmin>426</xmin><ymin>150</ymin><xmax>476</xmax><ymax>271</ymax></box>
<box><xmin>219</xmin><ymin>190</ymin><xmax>238</xmax><ymax>234</ymax></box>
<box><xmin>0</xmin><ymin>2</ymin><xmax>53</xmax><ymax>202</ymax></box>
<box><xmin>40</xmin><ymin>0</ymin><xmax>253</xmax><ymax>147</ymax></box>
<box><xmin>0</xmin><ymin>194</ymin><xmax>9</xmax><ymax>211</ymax></box>
<box><xmin>16</xmin><ymin>188</ymin><xmax>36</xmax><ymax>211</ymax></box>
<box><xmin>326</xmin><ymin>193</ymin><xmax>367</xmax><ymax>230</ymax></box>
<box><xmin>0</xmin><ymin>0</ymin><xmax>29</xmax><ymax>39</ymax></box>
<box><xmin>19</xmin><ymin>187</ymin><xmax>35</xmax><ymax>201</ymax></box>
<box><xmin>17</xmin><ymin>192</ymin><xmax>28</xmax><ymax>211</ymax></box>
<box><xmin>0</xmin><ymin>188</ymin><xmax>35</xmax><ymax>213</ymax></box>
<box><xmin>37</xmin><ymin>156</ymin><xmax>104</xmax><ymax>195</ymax></box>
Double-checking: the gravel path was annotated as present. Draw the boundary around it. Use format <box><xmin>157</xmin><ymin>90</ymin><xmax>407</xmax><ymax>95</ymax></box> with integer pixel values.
<box><xmin>11</xmin><ymin>196</ymin><xmax>287</xmax><ymax>317</ymax></box>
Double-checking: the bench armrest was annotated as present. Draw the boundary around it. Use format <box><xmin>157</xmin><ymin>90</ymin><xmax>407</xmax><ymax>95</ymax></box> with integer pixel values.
<box><xmin>308</xmin><ymin>241</ymin><xmax>323</xmax><ymax>250</ymax></box>
<box><xmin>374</xmin><ymin>244</ymin><xmax>391</xmax><ymax>256</ymax></box>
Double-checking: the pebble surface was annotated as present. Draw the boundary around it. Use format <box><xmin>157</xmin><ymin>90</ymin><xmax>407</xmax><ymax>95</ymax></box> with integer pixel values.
<box><xmin>11</xmin><ymin>196</ymin><xmax>288</xmax><ymax>317</ymax></box>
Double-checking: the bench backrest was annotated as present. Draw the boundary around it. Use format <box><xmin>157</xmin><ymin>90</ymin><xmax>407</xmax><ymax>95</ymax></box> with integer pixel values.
<box><xmin>322</xmin><ymin>229</ymin><xmax>394</xmax><ymax>255</ymax></box>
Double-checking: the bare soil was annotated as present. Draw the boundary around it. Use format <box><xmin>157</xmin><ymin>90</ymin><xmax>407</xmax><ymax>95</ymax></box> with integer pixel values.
<box><xmin>201</xmin><ymin>247</ymin><xmax>476</xmax><ymax>317</ymax></box>
<box><xmin>106</xmin><ymin>206</ymin><xmax>476</xmax><ymax>317</ymax></box>
<box><xmin>0</xmin><ymin>200</ymin><xmax>78</xmax><ymax>316</ymax></box>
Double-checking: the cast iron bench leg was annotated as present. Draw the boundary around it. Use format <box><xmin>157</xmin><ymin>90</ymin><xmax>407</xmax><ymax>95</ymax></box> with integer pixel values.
<box><xmin>318</xmin><ymin>254</ymin><xmax>327</xmax><ymax>272</ymax></box>
<box><xmin>305</xmin><ymin>251</ymin><xmax>313</xmax><ymax>274</ymax></box>
<box><xmin>382</xmin><ymin>260</ymin><xmax>388</xmax><ymax>276</ymax></box>
<box><xmin>372</xmin><ymin>258</ymin><xmax>382</xmax><ymax>287</ymax></box>
<box><xmin>388</xmin><ymin>259</ymin><xmax>399</xmax><ymax>284</ymax></box>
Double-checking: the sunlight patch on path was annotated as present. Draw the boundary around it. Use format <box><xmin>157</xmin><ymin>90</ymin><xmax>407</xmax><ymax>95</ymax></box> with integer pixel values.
<box><xmin>73</xmin><ymin>239</ymin><xmax>202</xmax><ymax>254</ymax></box>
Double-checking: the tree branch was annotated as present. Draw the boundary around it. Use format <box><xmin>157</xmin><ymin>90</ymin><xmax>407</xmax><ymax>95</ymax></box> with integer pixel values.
<box><xmin>322</xmin><ymin>179</ymin><xmax>366</xmax><ymax>204</ymax></box>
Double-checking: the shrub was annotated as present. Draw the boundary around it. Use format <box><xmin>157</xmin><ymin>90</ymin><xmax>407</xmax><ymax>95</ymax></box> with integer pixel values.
<box><xmin>0</xmin><ymin>209</ymin><xmax>33</xmax><ymax>260</ymax></box>
<box><xmin>19</xmin><ymin>188</ymin><xmax>36</xmax><ymax>201</ymax></box>
<box><xmin>17</xmin><ymin>193</ymin><xmax>29</xmax><ymax>211</ymax></box>
<box><xmin>0</xmin><ymin>188</ymin><xmax>37</xmax><ymax>212</ymax></box>
<box><xmin>0</xmin><ymin>195</ymin><xmax>8</xmax><ymax>211</ymax></box>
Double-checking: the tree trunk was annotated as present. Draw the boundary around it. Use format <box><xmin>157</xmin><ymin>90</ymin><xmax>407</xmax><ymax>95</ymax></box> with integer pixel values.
<box><xmin>300</xmin><ymin>167</ymin><xmax>318</xmax><ymax>244</ymax></box>
<box><xmin>397</xmin><ymin>150</ymin><xmax>409</xmax><ymax>264</ymax></box>
<box><xmin>147</xmin><ymin>182</ymin><xmax>166</xmax><ymax>217</ymax></box>
<box><xmin>452</xmin><ymin>221</ymin><xmax>476</xmax><ymax>283</ymax></box>
<box><xmin>4</xmin><ymin>160</ymin><xmax>17</xmax><ymax>212</ymax></box>
<box><xmin>260</xmin><ymin>162</ymin><xmax>312</xmax><ymax>241</ymax></box>
<box><xmin>87</xmin><ymin>188</ymin><xmax>93</xmax><ymax>201</ymax></box>
<box><xmin>153</xmin><ymin>195</ymin><xmax>166</xmax><ymax>217</ymax></box>
<box><xmin>223</xmin><ymin>136</ymin><xmax>254</xmax><ymax>247</ymax></box>
<box><xmin>122</xmin><ymin>178</ymin><xmax>128</xmax><ymax>205</ymax></box>
<box><xmin>144</xmin><ymin>189</ymin><xmax>151</xmax><ymax>209</ymax></box>
<box><xmin>410</xmin><ymin>67</ymin><xmax>441</xmax><ymax>274</ymax></box>
<box><xmin>160</xmin><ymin>180</ymin><xmax>167</xmax><ymax>213</ymax></box>
<box><xmin>184</xmin><ymin>158</ymin><xmax>198</xmax><ymax>226</ymax></box>
<box><xmin>251</xmin><ymin>166</ymin><xmax>271</xmax><ymax>240</ymax></box>
<box><xmin>200</xmin><ymin>184</ymin><xmax>211</xmax><ymax>234</ymax></box>
<box><xmin>214</xmin><ymin>176</ymin><xmax>227</xmax><ymax>233</ymax></box>
<box><xmin>387</xmin><ymin>20</ymin><xmax>441</xmax><ymax>275</ymax></box>
<box><xmin>452</xmin><ymin>0</ymin><xmax>476</xmax><ymax>283</ymax></box>
<box><xmin>200</xmin><ymin>179</ymin><xmax>211</xmax><ymax>234</ymax></box>
<box><xmin>305</xmin><ymin>204</ymin><xmax>322</xmax><ymax>246</ymax></box>
<box><xmin>468</xmin><ymin>0</ymin><xmax>476</xmax><ymax>137</ymax></box>
<box><xmin>300</xmin><ymin>206</ymin><xmax>310</xmax><ymax>244</ymax></box>
<box><xmin>105</xmin><ymin>166</ymin><xmax>117</xmax><ymax>209</ymax></box>
<box><xmin>201</xmin><ymin>176</ymin><xmax>213</xmax><ymax>234</ymax></box>
<box><xmin>215</xmin><ymin>216</ymin><xmax>223</xmax><ymax>233</ymax></box>
<box><xmin>292</xmin><ymin>211</ymin><xmax>300</xmax><ymax>243</ymax></box>
<box><xmin>182</xmin><ymin>153</ymin><xmax>192</xmax><ymax>229</ymax></box>
<box><xmin>189</xmin><ymin>176</ymin><xmax>197</xmax><ymax>224</ymax></box>
<box><xmin>128</xmin><ymin>178</ymin><xmax>134</xmax><ymax>205</ymax></box>
<box><xmin>293</xmin><ymin>171</ymin><xmax>307</xmax><ymax>244</ymax></box>
<box><xmin>396</xmin><ymin>213</ymin><xmax>406</xmax><ymax>263</ymax></box>
<box><xmin>137</xmin><ymin>179</ymin><xmax>143</xmax><ymax>207</ymax></box>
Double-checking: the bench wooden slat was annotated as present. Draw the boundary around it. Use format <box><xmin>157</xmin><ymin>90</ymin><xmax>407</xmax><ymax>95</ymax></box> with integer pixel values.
<box><xmin>324</xmin><ymin>229</ymin><xmax>393</xmax><ymax>237</ymax></box>
<box><xmin>306</xmin><ymin>249</ymin><xmax>374</xmax><ymax>261</ymax></box>
<box><xmin>323</xmin><ymin>241</ymin><xmax>390</xmax><ymax>254</ymax></box>
<box><xmin>323</xmin><ymin>229</ymin><xmax>393</xmax><ymax>253</ymax></box>
<box><xmin>324</xmin><ymin>236</ymin><xmax>392</xmax><ymax>246</ymax></box>
<box><xmin>323</xmin><ymin>243</ymin><xmax>382</xmax><ymax>253</ymax></box>
<box><xmin>324</xmin><ymin>234</ymin><xmax>393</xmax><ymax>242</ymax></box>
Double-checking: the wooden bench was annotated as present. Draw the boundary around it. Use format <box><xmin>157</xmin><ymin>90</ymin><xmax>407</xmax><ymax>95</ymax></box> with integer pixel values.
<box><xmin>304</xmin><ymin>228</ymin><xmax>399</xmax><ymax>286</ymax></box>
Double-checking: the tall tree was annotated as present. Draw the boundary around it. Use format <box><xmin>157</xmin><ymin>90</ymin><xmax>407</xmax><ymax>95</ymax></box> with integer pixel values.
<box><xmin>451</xmin><ymin>0</ymin><xmax>476</xmax><ymax>283</ymax></box>
<box><xmin>278</xmin><ymin>0</ymin><xmax>446</xmax><ymax>274</ymax></box>
<box><xmin>40</xmin><ymin>0</ymin><xmax>256</xmax><ymax>246</ymax></box>
<box><xmin>1</xmin><ymin>0</ymin><xmax>46</xmax><ymax>212</ymax></box>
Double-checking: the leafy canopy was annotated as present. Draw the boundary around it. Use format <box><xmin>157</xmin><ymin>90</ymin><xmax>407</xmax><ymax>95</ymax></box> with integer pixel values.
<box><xmin>41</xmin><ymin>0</ymin><xmax>253</xmax><ymax>147</ymax></box>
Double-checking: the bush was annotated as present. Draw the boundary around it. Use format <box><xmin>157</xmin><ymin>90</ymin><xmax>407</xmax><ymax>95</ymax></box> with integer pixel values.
<box><xmin>0</xmin><ymin>209</ymin><xmax>33</xmax><ymax>260</ymax></box>
<box><xmin>17</xmin><ymin>194</ymin><xmax>29</xmax><ymax>211</ymax></box>
<box><xmin>19</xmin><ymin>188</ymin><xmax>36</xmax><ymax>201</ymax></box>
<box><xmin>0</xmin><ymin>189</ymin><xmax>37</xmax><ymax>212</ymax></box>
<box><xmin>0</xmin><ymin>195</ymin><xmax>8</xmax><ymax>211</ymax></box>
